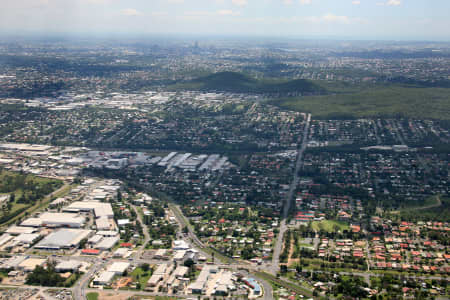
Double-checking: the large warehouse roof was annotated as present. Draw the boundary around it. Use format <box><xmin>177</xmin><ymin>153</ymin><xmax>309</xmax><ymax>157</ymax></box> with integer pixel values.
<box><xmin>35</xmin><ymin>229</ymin><xmax>92</xmax><ymax>249</ymax></box>
<box><xmin>64</xmin><ymin>201</ymin><xmax>113</xmax><ymax>218</ymax></box>
<box><xmin>5</xmin><ymin>226</ymin><xmax>36</xmax><ymax>235</ymax></box>
<box><xmin>21</xmin><ymin>213</ymin><xmax>85</xmax><ymax>228</ymax></box>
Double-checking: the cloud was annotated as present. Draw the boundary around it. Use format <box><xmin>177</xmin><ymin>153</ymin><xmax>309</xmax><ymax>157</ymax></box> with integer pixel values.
<box><xmin>303</xmin><ymin>13</ymin><xmax>356</xmax><ymax>24</ymax></box>
<box><xmin>81</xmin><ymin>0</ymin><xmax>115</xmax><ymax>4</ymax></box>
<box><xmin>167</xmin><ymin>0</ymin><xmax>184</xmax><ymax>3</ymax></box>
<box><xmin>299</xmin><ymin>0</ymin><xmax>312</xmax><ymax>5</ymax></box>
<box><xmin>231</xmin><ymin>0</ymin><xmax>248</xmax><ymax>6</ymax></box>
<box><xmin>121</xmin><ymin>8</ymin><xmax>142</xmax><ymax>16</ymax></box>
<box><xmin>184</xmin><ymin>10</ymin><xmax>213</xmax><ymax>16</ymax></box>
<box><xmin>184</xmin><ymin>10</ymin><xmax>241</xmax><ymax>17</ymax></box>
<box><xmin>386</xmin><ymin>0</ymin><xmax>401</xmax><ymax>5</ymax></box>
<box><xmin>283</xmin><ymin>0</ymin><xmax>293</xmax><ymax>4</ymax></box>
<box><xmin>377</xmin><ymin>0</ymin><xmax>401</xmax><ymax>5</ymax></box>
<box><xmin>217</xmin><ymin>9</ymin><xmax>241</xmax><ymax>16</ymax></box>
<box><xmin>322</xmin><ymin>13</ymin><xmax>350</xmax><ymax>24</ymax></box>
<box><xmin>352</xmin><ymin>0</ymin><xmax>361</xmax><ymax>5</ymax></box>
<box><xmin>151</xmin><ymin>11</ymin><xmax>168</xmax><ymax>17</ymax></box>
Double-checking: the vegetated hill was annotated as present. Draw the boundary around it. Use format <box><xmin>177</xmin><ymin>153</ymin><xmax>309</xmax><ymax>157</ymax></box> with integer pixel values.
<box><xmin>268</xmin><ymin>86</ymin><xmax>450</xmax><ymax>120</ymax></box>
<box><xmin>171</xmin><ymin>72</ymin><xmax>326</xmax><ymax>95</ymax></box>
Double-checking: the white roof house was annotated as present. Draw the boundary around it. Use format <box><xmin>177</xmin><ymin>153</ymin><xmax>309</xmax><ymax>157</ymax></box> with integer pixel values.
<box><xmin>113</xmin><ymin>248</ymin><xmax>129</xmax><ymax>258</ymax></box>
<box><xmin>173</xmin><ymin>240</ymin><xmax>190</xmax><ymax>250</ymax></box>
<box><xmin>95</xmin><ymin>236</ymin><xmax>119</xmax><ymax>250</ymax></box>
<box><xmin>55</xmin><ymin>260</ymin><xmax>82</xmax><ymax>272</ymax></box>
<box><xmin>106</xmin><ymin>262</ymin><xmax>130</xmax><ymax>275</ymax></box>
<box><xmin>93</xmin><ymin>271</ymin><xmax>115</xmax><ymax>285</ymax></box>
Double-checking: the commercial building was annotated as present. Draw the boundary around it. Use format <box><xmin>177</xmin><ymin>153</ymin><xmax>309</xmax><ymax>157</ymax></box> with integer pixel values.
<box><xmin>18</xmin><ymin>258</ymin><xmax>46</xmax><ymax>272</ymax></box>
<box><xmin>5</xmin><ymin>226</ymin><xmax>36</xmax><ymax>235</ymax></box>
<box><xmin>0</xmin><ymin>234</ymin><xmax>14</xmax><ymax>248</ymax></box>
<box><xmin>13</xmin><ymin>233</ymin><xmax>40</xmax><ymax>246</ymax></box>
<box><xmin>146</xmin><ymin>264</ymin><xmax>173</xmax><ymax>289</ymax></box>
<box><xmin>1</xmin><ymin>255</ymin><xmax>27</xmax><ymax>269</ymax></box>
<box><xmin>243</xmin><ymin>277</ymin><xmax>261</xmax><ymax>295</ymax></box>
<box><xmin>96</xmin><ymin>231</ymin><xmax>119</xmax><ymax>237</ymax></box>
<box><xmin>187</xmin><ymin>265</ymin><xmax>217</xmax><ymax>294</ymax></box>
<box><xmin>95</xmin><ymin>217</ymin><xmax>112</xmax><ymax>231</ymax></box>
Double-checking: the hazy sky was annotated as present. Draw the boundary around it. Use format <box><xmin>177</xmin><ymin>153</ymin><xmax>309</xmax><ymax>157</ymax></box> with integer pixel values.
<box><xmin>1</xmin><ymin>0</ymin><xmax>449</xmax><ymax>40</ymax></box>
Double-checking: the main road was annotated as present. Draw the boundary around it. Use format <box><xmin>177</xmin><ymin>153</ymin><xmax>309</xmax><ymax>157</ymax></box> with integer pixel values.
<box><xmin>271</xmin><ymin>113</ymin><xmax>311</xmax><ymax>275</ymax></box>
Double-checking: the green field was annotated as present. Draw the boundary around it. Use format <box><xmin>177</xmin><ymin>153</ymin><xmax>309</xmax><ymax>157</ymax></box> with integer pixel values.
<box><xmin>131</xmin><ymin>266</ymin><xmax>152</xmax><ymax>289</ymax></box>
<box><xmin>169</xmin><ymin>71</ymin><xmax>325</xmax><ymax>95</ymax></box>
<box><xmin>269</xmin><ymin>86</ymin><xmax>450</xmax><ymax>120</ymax></box>
<box><xmin>311</xmin><ymin>220</ymin><xmax>349</xmax><ymax>233</ymax></box>
<box><xmin>86</xmin><ymin>292</ymin><xmax>98</xmax><ymax>300</ymax></box>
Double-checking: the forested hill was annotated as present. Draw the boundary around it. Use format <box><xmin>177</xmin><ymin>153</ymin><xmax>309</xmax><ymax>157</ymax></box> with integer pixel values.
<box><xmin>170</xmin><ymin>72</ymin><xmax>326</xmax><ymax>96</ymax></box>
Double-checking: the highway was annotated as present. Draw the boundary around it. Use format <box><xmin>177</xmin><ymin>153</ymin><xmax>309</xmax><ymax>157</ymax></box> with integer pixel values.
<box><xmin>271</xmin><ymin>113</ymin><xmax>311</xmax><ymax>275</ymax></box>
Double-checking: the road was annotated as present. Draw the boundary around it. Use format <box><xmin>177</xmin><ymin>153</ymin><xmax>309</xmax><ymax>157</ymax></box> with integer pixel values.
<box><xmin>307</xmin><ymin>269</ymin><xmax>448</xmax><ymax>286</ymax></box>
<box><xmin>73</xmin><ymin>258</ymin><xmax>107</xmax><ymax>300</ymax></box>
<box><xmin>271</xmin><ymin>113</ymin><xmax>311</xmax><ymax>275</ymax></box>
<box><xmin>170</xmin><ymin>203</ymin><xmax>205</xmax><ymax>248</ymax></box>
<box><xmin>130</xmin><ymin>204</ymin><xmax>150</xmax><ymax>259</ymax></box>
<box><xmin>414</xmin><ymin>195</ymin><xmax>442</xmax><ymax>211</ymax></box>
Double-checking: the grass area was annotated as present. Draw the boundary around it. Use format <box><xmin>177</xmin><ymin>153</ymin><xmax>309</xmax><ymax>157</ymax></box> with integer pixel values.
<box><xmin>131</xmin><ymin>267</ymin><xmax>152</xmax><ymax>289</ymax></box>
<box><xmin>169</xmin><ymin>71</ymin><xmax>325</xmax><ymax>95</ymax></box>
<box><xmin>398</xmin><ymin>195</ymin><xmax>441</xmax><ymax>211</ymax></box>
<box><xmin>1</xmin><ymin>183</ymin><xmax>71</xmax><ymax>228</ymax></box>
<box><xmin>269</xmin><ymin>86</ymin><xmax>450</xmax><ymax>120</ymax></box>
<box><xmin>255</xmin><ymin>271</ymin><xmax>316</xmax><ymax>299</ymax></box>
<box><xmin>397</xmin><ymin>196</ymin><xmax>450</xmax><ymax>222</ymax></box>
<box><xmin>0</xmin><ymin>170</ymin><xmax>65</xmax><ymax>227</ymax></box>
<box><xmin>311</xmin><ymin>220</ymin><xmax>349</xmax><ymax>233</ymax></box>
<box><xmin>86</xmin><ymin>292</ymin><xmax>98</xmax><ymax>300</ymax></box>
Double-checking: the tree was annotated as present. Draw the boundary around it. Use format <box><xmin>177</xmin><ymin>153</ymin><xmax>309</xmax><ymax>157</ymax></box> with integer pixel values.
<box><xmin>184</xmin><ymin>258</ymin><xmax>195</xmax><ymax>268</ymax></box>
<box><xmin>141</xmin><ymin>263</ymin><xmax>150</xmax><ymax>272</ymax></box>
<box><xmin>79</xmin><ymin>238</ymin><xmax>87</xmax><ymax>249</ymax></box>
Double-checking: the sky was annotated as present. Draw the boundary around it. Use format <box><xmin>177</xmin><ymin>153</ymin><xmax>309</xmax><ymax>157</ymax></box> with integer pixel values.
<box><xmin>1</xmin><ymin>0</ymin><xmax>449</xmax><ymax>40</ymax></box>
